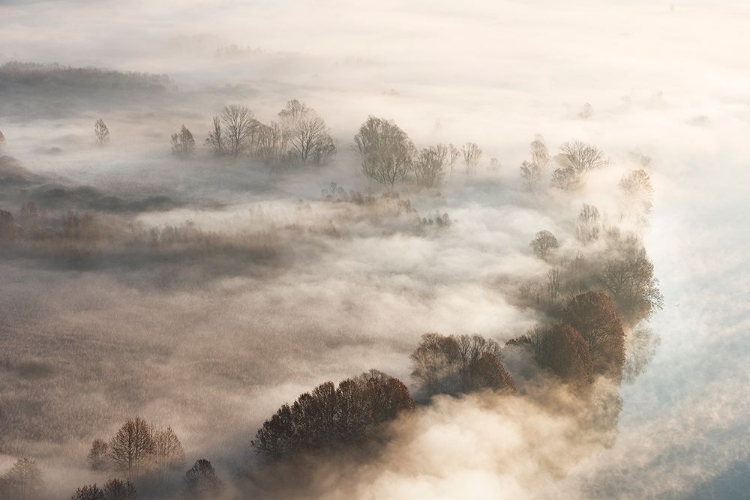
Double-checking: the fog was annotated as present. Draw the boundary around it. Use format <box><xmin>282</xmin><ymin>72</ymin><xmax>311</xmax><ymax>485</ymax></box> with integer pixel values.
<box><xmin>1</xmin><ymin>1</ymin><xmax>749</xmax><ymax>499</ymax></box>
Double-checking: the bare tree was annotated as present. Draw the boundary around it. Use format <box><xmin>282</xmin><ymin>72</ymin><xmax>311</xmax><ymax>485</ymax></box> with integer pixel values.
<box><xmin>0</xmin><ymin>130</ymin><xmax>5</xmax><ymax>145</ymax></box>
<box><xmin>108</xmin><ymin>417</ymin><xmax>155</xmax><ymax>479</ymax></box>
<box><xmin>520</xmin><ymin>161</ymin><xmax>542</xmax><ymax>191</ymax></box>
<box><xmin>152</xmin><ymin>426</ymin><xmax>185</xmax><ymax>479</ymax></box>
<box><xmin>551</xmin><ymin>140</ymin><xmax>608</xmax><ymax>190</ymax></box>
<box><xmin>461</xmin><ymin>142</ymin><xmax>482</xmax><ymax>176</ymax></box>
<box><xmin>521</xmin><ymin>135</ymin><xmax>550</xmax><ymax>191</ymax></box>
<box><xmin>1</xmin><ymin>458</ymin><xmax>44</xmax><ymax>500</ymax></box>
<box><xmin>94</xmin><ymin>119</ymin><xmax>110</xmax><ymax>146</ymax></box>
<box><xmin>88</xmin><ymin>439</ymin><xmax>110</xmax><ymax>471</ymax></box>
<box><xmin>547</xmin><ymin>268</ymin><xmax>561</xmax><ymax>300</ymax></box>
<box><xmin>447</xmin><ymin>143</ymin><xmax>460</xmax><ymax>177</ymax></box>
<box><xmin>530</xmin><ymin>134</ymin><xmax>550</xmax><ymax>170</ymax></box>
<box><xmin>205</xmin><ymin>116</ymin><xmax>224</xmax><ymax>156</ymax></box>
<box><xmin>279</xmin><ymin>99</ymin><xmax>336</xmax><ymax>166</ymax></box>
<box><xmin>619</xmin><ymin>169</ymin><xmax>654</xmax><ymax>224</ymax></box>
<box><xmin>575</xmin><ymin>203</ymin><xmax>601</xmax><ymax>244</ymax></box>
<box><xmin>413</xmin><ymin>144</ymin><xmax>448</xmax><ymax>189</ymax></box>
<box><xmin>205</xmin><ymin>105</ymin><xmax>258</xmax><ymax>157</ymax></box>
<box><xmin>170</xmin><ymin>125</ymin><xmax>195</xmax><ymax>159</ymax></box>
<box><xmin>354</xmin><ymin>116</ymin><xmax>416</xmax><ymax>192</ymax></box>
<box><xmin>530</xmin><ymin>230</ymin><xmax>559</xmax><ymax>260</ymax></box>
<box><xmin>253</xmin><ymin>122</ymin><xmax>285</xmax><ymax>165</ymax></box>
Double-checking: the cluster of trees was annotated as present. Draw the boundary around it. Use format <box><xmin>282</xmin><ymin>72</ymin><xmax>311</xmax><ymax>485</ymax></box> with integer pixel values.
<box><xmin>411</xmin><ymin>333</ymin><xmax>516</xmax><ymax>401</ymax></box>
<box><xmin>518</xmin><ymin>137</ymin><xmax>611</xmax><ymax>192</ymax></box>
<box><xmin>252</xmin><ymin>333</ymin><xmax>517</xmax><ymax>465</ymax></box>
<box><xmin>509</xmin><ymin>291</ymin><xmax>627</xmax><ymax>388</ymax></box>
<box><xmin>204</xmin><ymin>100</ymin><xmax>336</xmax><ymax>167</ymax></box>
<box><xmin>70</xmin><ymin>459</ymin><xmax>223</xmax><ymax>500</ymax></box>
<box><xmin>524</xmin><ymin>201</ymin><xmax>662</xmax><ymax>326</ymax></box>
<box><xmin>69</xmin><ymin>479</ymin><xmax>137</xmax><ymax>500</ymax></box>
<box><xmin>354</xmin><ymin>116</ymin><xmax>484</xmax><ymax>191</ymax></box>
<box><xmin>0</xmin><ymin>62</ymin><xmax>171</xmax><ymax>93</ymax></box>
<box><xmin>0</xmin><ymin>458</ymin><xmax>44</xmax><ymax>500</ymax></box>
<box><xmin>87</xmin><ymin>417</ymin><xmax>185</xmax><ymax>480</ymax></box>
<box><xmin>252</xmin><ymin>370</ymin><xmax>414</xmax><ymax>461</ymax></box>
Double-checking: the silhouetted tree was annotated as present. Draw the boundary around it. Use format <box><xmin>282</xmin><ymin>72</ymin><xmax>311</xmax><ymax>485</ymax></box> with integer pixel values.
<box><xmin>0</xmin><ymin>130</ymin><xmax>5</xmax><ymax>144</ymax></box>
<box><xmin>354</xmin><ymin>116</ymin><xmax>416</xmax><ymax>192</ymax></box>
<box><xmin>206</xmin><ymin>104</ymin><xmax>258</xmax><ymax>157</ymax></box>
<box><xmin>551</xmin><ymin>140</ymin><xmax>607</xmax><ymax>190</ymax></box>
<box><xmin>170</xmin><ymin>125</ymin><xmax>195</xmax><ymax>159</ymax></box>
<box><xmin>1</xmin><ymin>458</ymin><xmax>44</xmax><ymax>500</ymax></box>
<box><xmin>184</xmin><ymin>459</ymin><xmax>222</xmax><ymax>499</ymax></box>
<box><xmin>109</xmin><ymin>417</ymin><xmax>155</xmax><ymax>479</ymax></box>
<box><xmin>253</xmin><ymin>122</ymin><xmax>285</xmax><ymax>165</ymax></box>
<box><xmin>88</xmin><ymin>439</ymin><xmax>110</xmax><ymax>471</ymax></box>
<box><xmin>411</xmin><ymin>333</ymin><xmax>515</xmax><ymax>399</ymax></box>
<box><xmin>530</xmin><ymin>230</ymin><xmax>558</xmax><ymax>260</ymax></box>
<box><xmin>279</xmin><ymin>99</ymin><xmax>336</xmax><ymax>165</ymax></box>
<box><xmin>252</xmin><ymin>370</ymin><xmax>413</xmax><ymax>461</ymax></box>
<box><xmin>71</xmin><ymin>484</ymin><xmax>105</xmax><ymax>500</ymax></box>
<box><xmin>461</xmin><ymin>142</ymin><xmax>482</xmax><ymax>176</ymax></box>
<box><xmin>102</xmin><ymin>478</ymin><xmax>137</xmax><ymax>500</ymax></box>
<box><xmin>413</xmin><ymin>144</ymin><xmax>448</xmax><ymax>189</ymax></box>
<box><xmin>561</xmin><ymin>291</ymin><xmax>625</xmax><ymax>378</ymax></box>
<box><xmin>94</xmin><ymin>119</ymin><xmax>110</xmax><ymax>145</ymax></box>
<box><xmin>531</xmin><ymin>325</ymin><xmax>593</xmax><ymax>386</ymax></box>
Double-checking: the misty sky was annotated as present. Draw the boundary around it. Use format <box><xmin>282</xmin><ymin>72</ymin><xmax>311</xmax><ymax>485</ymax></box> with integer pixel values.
<box><xmin>1</xmin><ymin>1</ymin><xmax>749</xmax><ymax>499</ymax></box>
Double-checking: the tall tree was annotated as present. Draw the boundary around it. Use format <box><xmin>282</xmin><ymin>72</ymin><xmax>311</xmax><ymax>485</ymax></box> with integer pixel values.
<box><xmin>88</xmin><ymin>439</ymin><xmax>110</xmax><ymax>471</ymax></box>
<box><xmin>205</xmin><ymin>105</ymin><xmax>258</xmax><ymax>157</ymax></box>
<box><xmin>278</xmin><ymin>99</ymin><xmax>336</xmax><ymax>166</ymax></box>
<box><xmin>354</xmin><ymin>116</ymin><xmax>416</xmax><ymax>192</ymax></box>
<box><xmin>1</xmin><ymin>458</ymin><xmax>44</xmax><ymax>500</ymax></box>
<box><xmin>170</xmin><ymin>125</ymin><xmax>196</xmax><ymax>159</ymax></box>
<box><xmin>413</xmin><ymin>144</ymin><xmax>448</xmax><ymax>189</ymax></box>
<box><xmin>619</xmin><ymin>169</ymin><xmax>654</xmax><ymax>225</ymax></box>
<box><xmin>152</xmin><ymin>426</ymin><xmax>186</xmax><ymax>479</ymax></box>
<box><xmin>94</xmin><ymin>119</ymin><xmax>110</xmax><ymax>145</ymax></box>
<box><xmin>461</xmin><ymin>142</ymin><xmax>482</xmax><ymax>176</ymax></box>
<box><xmin>575</xmin><ymin>203</ymin><xmax>601</xmax><ymax>244</ymax></box>
<box><xmin>108</xmin><ymin>417</ymin><xmax>155</xmax><ymax>479</ymax></box>
<box><xmin>561</xmin><ymin>291</ymin><xmax>626</xmax><ymax>378</ymax></box>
